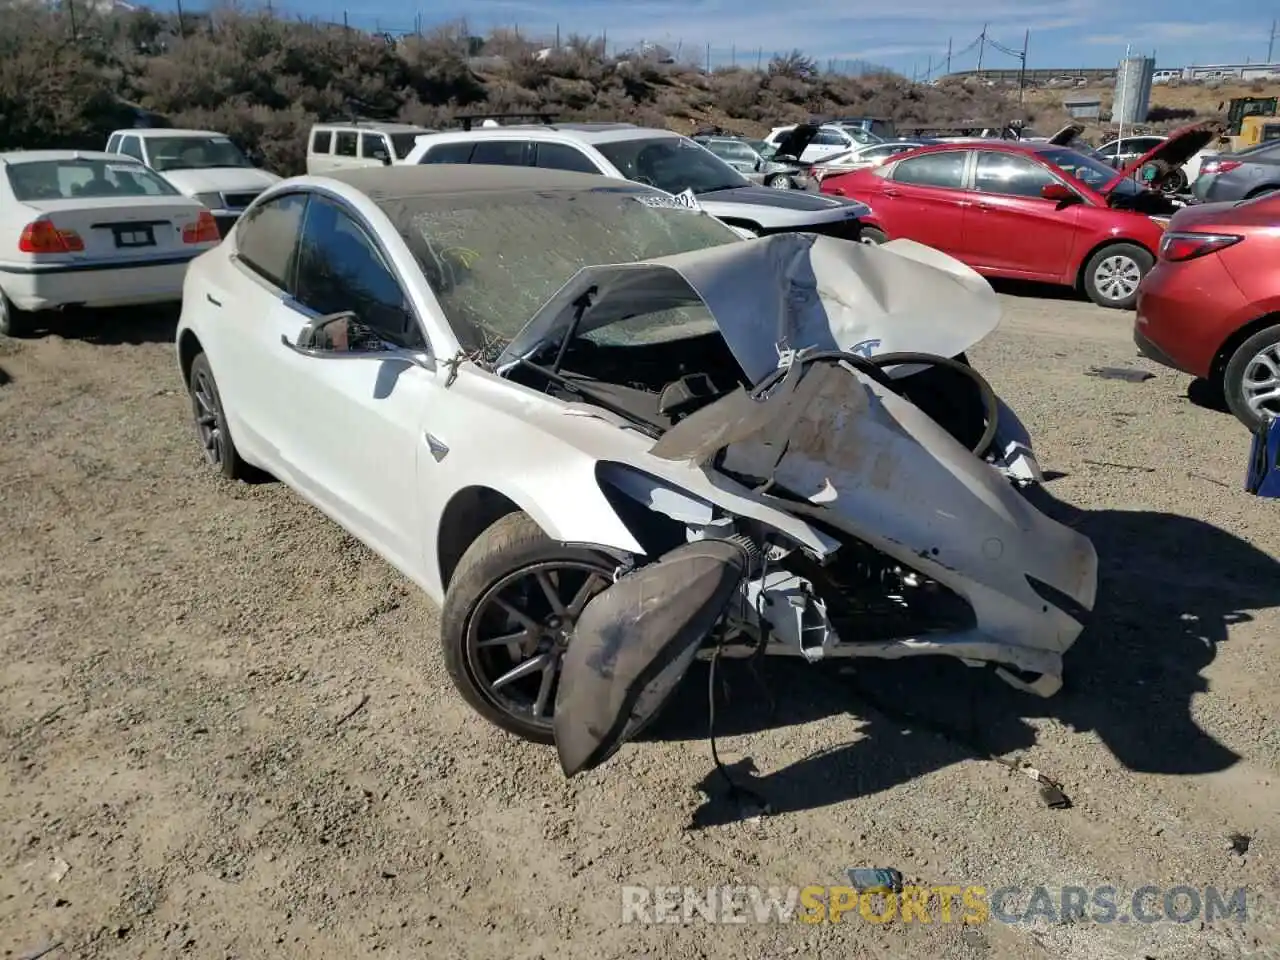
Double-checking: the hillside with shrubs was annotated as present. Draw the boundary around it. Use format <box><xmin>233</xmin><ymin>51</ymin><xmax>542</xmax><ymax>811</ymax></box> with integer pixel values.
<box><xmin>0</xmin><ymin>2</ymin><xmax>1028</xmax><ymax>175</ymax></box>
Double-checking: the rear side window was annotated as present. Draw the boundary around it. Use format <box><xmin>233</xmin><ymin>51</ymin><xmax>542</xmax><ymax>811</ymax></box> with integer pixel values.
<box><xmin>360</xmin><ymin>133</ymin><xmax>389</xmax><ymax>159</ymax></box>
<box><xmin>470</xmin><ymin>141</ymin><xmax>532</xmax><ymax>166</ymax></box>
<box><xmin>892</xmin><ymin>151</ymin><xmax>968</xmax><ymax>188</ymax></box>
<box><xmin>311</xmin><ymin>130</ymin><xmax>332</xmax><ymax>154</ymax></box>
<box><xmin>334</xmin><ymin>132</ymin><xmax>357</xmax><ymax>157</ymax></box>
<box><xmin>534</xmin><ymin>142</ymin><xmax>599</xmax><ymax>174</ymax></box>
<box><xmin>106</xmin><ymin>134</ymin><xmax>122</xmax><ymax>153</ymax></box>
<box><xmin>813</xmin><ymin>129</ymin><xmax>848</xmax><ymax>146</ymax></box>
<box><xmin>235</xmin><ymin>192</ymin><xmax>308</xmax><ymax>290</ymax></box>
<box><xmin>420</xmin><ymin>142</ymin><xmax>475</xmax><ymax>164</ymax></box>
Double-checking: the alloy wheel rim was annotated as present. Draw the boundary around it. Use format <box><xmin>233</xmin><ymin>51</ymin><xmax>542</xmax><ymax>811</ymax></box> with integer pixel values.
<box><xmin>1243</xmin><ymin>343</ymin><xmax>1280</xmax><ymax>420</ymax></box>
<box><xmin>465</xmin><ymin>559</ymin><xmax>614</xmax><ymax>731</ymax></box>
<box><xmin>769</xmin><ymin>176</ymin><xmax>792</xmax><ymax>189</ymax></box>
<box><xmin>191</xmin><ymin>371</ymin><xmax>223</xmax><ymax>466</ymax></box>
<box><xmin>1094</xmin><ymin>255</ymin><xmax>1141</xmax><ymax>301</ymax></box>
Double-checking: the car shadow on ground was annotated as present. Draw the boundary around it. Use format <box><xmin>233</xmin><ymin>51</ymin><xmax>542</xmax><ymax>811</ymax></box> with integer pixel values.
<box><xmin>1187</xmin><ymin>377</ymin><xmax>1231</xmax><ymax>416</ymax></box>
<box><xmin>0</xmin><ymin>365</ymin><xmax>10</xmax><ymax>386</ymax></box>
<box><xmin>987</xmin><ymin>278</ymin><xmax>1088</xmax><ymax>303</ymax></box>
<box><xmin>23</xmin><ymin>304</ymin><xmax>181</xmax><ymax>345</ymax></box>
<box><xmin>643</xmin><ymin>488</ymin><xmax>1280</xmax><ymax>828</ymax></box>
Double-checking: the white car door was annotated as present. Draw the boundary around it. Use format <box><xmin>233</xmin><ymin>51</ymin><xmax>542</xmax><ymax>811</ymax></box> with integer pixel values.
<box><xmin>198</xmin><ymin>190</ymin><xmax>310</xmax><ymax>472</ymax></box>
<box><xmin>269</xmin><ymin>193</ymin><xmax>440</xmax><ymax>577</ymax></box>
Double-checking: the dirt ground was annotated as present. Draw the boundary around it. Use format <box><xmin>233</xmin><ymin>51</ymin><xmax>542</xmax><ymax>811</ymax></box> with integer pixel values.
<box><xmin>1</xmin><ymin>289</ymin><xmax>1278</xmax><ymax>960</ymax></box>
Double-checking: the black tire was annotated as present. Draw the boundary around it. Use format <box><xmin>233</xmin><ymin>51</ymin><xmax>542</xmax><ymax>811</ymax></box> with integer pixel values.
<box><xmin>766</xmin><ymin>173</ymin><xmax>793</xmax><ymax>189</ymax></box>
<box><xmin>440</xmin><ymin>511</ymin><xmax>617</xmax><ymax>743</ymax></box>
<box><xmin>187</xmin><ymin>352</ymin><xmax>252</xmax><ymax>480</ymax></box>
<box><xmin>858</xmin><ymin>226</ymin><xmax>888</xmax><ymax>245</ymax></box>
<box><xmin>0</xmin><ymin>291</ymin><xmax>33</xmax><ymax>338</ymax></box>
<box><xmin>1247</xmin><ymin>186</ymin><xmax>1278</xmax><ymax>201</ymax></box>
<box><xmin>1161</xmin><ymin>169</ymin><xmax>1188</xmax><ymax>195</ymax></box>
<box><xmin>1223</xmin><ymin>323</ymin><xmax>1280</xmax><ymax>431</ymax></box>
<box><xmin>1082</xmin><ymin>242</ymin><xmax>1152</xmax><ymax>310</ymax></box>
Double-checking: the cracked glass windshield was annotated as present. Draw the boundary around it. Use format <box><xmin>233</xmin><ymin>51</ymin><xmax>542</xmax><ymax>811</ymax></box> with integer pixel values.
<box><xmin>392</xmin><ymin>186</ymin><xmax>741</xmax><ymax>356</ymax></box>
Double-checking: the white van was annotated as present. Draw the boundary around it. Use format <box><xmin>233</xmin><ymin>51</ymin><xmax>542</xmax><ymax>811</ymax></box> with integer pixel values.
<box><xmin>306</xmin><ymin>121</ymin><xmax>436</xmax><ymax>175</ymax></box>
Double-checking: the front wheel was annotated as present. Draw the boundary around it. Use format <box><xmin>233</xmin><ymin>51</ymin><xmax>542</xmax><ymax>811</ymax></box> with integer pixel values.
<box><xmin>439</xmin><ymin>512</ymin><xmax>618</xmax><ymax>743</ymax></box>
<box><xmin>766</xmin><ymin>174</ymin><xmax>793</xmax><ymax>190</ymax></box>
<box><xmin>1083</xmin><ymin>243</ymin><xmax>1152</xmax><ymax>309</ymax></box>
<box><xmin>858</xmin><ymin>226</ymin><xmax>888</xmax><ymax>245</ymax></box>
<box><xmin>1223</xmin><ymin>323</ymin><xmax>1280</xmax><ymax>431</ymax></box>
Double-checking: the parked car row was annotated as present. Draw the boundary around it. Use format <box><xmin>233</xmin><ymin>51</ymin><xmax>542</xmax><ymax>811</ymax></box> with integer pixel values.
<box><xmin>814</xmin><ymin>124</ymin><xmax>1213</xmax><ymax>309</ymax></box>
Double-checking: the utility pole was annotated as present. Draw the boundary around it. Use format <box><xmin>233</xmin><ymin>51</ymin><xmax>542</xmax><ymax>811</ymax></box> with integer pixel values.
<box><xmin>976</xmin><ymin>23</ymin><xmax>987</xmax><ymax>76</ymax></box>
<box><xmin>945</xmin><ymin>36</ymin><xmax>952</xmax><ymax>74</ymax></box>
<box><xmin>926</xmin><ymin>54</ymin><xmax>932</xmax><ymax>81</ymax></box>
<box><xmin>705</xmin><ymin>41</ymin><xmax>710</xmax><ymax>73</ymax></box>
<box><xmin>66</xmin><ymin>0</ymin><xmax>77</xmax><ymax>41</ymax></box>
<box><xmin>1269</xmin><ymin>19</ymin><xmax>1277</xmax><ymax>63</ymax></box>
<box><xmin>1018</xmin><ymin>29</ymin><xmax>1029</xmax><ymax>103</ymax></box>
<box><xmin>175</xmin><ymin>0</ymin><xmax>185</xmax><ymax>37</ymax></box>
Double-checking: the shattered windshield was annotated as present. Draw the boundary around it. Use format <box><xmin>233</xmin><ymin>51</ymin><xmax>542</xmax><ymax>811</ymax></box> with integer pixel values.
<box><xmin>388</xmin><ymin>185</ymin><xmax>741</xmax><ymax>356</ymax></box>
<box><xmin>594</xmin><ymin>136</ymin><xmax>751</xmax><ymax>195</ymax></box>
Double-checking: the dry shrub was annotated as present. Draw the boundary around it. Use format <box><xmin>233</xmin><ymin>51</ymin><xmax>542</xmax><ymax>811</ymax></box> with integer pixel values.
<box><xmin>0</xmin><ymin>3</ymin><xmax>1020</xmax><ymax>175</ymax></box>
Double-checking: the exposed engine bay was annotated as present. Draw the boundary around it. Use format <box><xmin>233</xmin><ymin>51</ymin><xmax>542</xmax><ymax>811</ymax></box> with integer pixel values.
<box><xmin>490</xmin><ymin>232</ymin><xmax>1098</xmax><ymax>777</ymax></box>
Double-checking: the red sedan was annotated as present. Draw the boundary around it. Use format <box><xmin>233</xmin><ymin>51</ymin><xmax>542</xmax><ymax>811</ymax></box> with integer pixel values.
<box><xmin>820</xmin><ymin>125</ymin><xmax>1215</xmax><ymax>309</ymax></box>
<box><xmin>1135</xmin><ymin>194</ymin><xmax>1280</xmax><ymax>430</ymax></box>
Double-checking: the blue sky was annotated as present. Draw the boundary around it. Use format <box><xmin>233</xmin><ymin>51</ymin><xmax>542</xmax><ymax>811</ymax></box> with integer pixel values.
<box><xmin>163</xmin><ymin>0</ymin><xmax>1280</xmax><ymax>75</ymax></box>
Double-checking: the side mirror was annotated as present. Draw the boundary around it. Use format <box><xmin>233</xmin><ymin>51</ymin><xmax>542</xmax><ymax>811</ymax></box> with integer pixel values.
<box><xmin>292</xmin><ymin>311</ymin><xmax>390</xmax><ymax>352</ymax></box>
<box><xmin>372</xmin><ymin>149</ymin><xmax>391</xmax><ymax>165</ymax></box>
<box><xmin>1040</xmin><ymin>182</ymin><xmax>1077</xmax><ymax>203</ymax></box>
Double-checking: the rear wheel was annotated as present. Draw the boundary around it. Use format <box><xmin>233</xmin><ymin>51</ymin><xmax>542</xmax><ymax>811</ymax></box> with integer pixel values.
<box><xmin>1083</xmin><ymin>242</ymin><xmax>1152</xmax><ymax>309</ymax></box>
<box><xmin>440</xmin><ymin>512</ymin><xmax>618</xmax><ymax>743</ymax></box>
<box><xmin>187</xmin><ymin>352</ymin><xmax>252</xmax><ymax>480</ymax></box>
<box><xmin>1223</xmin><ymin>323</ymin><xmax>1280</xmax><ymax>430</ymax></box>
<box><xmin>0</xmin><ymin>291</ymin><xmax>33</xmax><ymax>338</ymax></box>
<box><xmin>766</xmin><ymin>173</ymin><xmax>794</xmax><ymax>189</ymax></box>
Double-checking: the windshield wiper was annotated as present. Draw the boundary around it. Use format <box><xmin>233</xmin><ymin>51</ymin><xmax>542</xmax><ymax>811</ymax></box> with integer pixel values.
<box><xmin>516</xmin><ymin>357</ymin><xmax>662</xmax><ymax>439</ymax></box>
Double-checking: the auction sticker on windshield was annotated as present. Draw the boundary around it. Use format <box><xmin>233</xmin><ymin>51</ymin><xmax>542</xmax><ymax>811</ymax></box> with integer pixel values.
<box><xmin>633</xmin><ymin>190</ymin><xmax>704</xmax><ymax>213</ymax></box>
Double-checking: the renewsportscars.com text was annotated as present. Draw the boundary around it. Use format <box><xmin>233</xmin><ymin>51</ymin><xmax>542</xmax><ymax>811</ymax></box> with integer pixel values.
<box><xmin>620</xmin><ymin>884</ymin><xmax>1249</xmax><ymax>925</ymax></box>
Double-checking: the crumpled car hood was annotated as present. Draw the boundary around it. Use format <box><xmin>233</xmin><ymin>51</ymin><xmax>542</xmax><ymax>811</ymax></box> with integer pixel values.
<box><xmin>495</xmin><ymin>232</ymin><xmax>1001</xmax><ymax>383</ymax></box>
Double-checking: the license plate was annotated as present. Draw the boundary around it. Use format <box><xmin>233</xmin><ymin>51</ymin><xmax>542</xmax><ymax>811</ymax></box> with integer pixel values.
<box><xmin>115</xmin><ymin>227</ymin><xmax>155</xmax><ymax>248</ymax></box>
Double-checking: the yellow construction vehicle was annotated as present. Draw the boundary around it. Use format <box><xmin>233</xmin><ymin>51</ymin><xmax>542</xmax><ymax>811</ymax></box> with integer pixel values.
<box><xmin>1219</xmin><ymin>97</ymin><xmax>1280</xmax><ymax>151</ymax></box>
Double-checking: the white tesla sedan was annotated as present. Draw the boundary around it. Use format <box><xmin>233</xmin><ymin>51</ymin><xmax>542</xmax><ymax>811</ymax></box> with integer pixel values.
<box><xmin>175</xmin><ymin>165</ymin><xmax>1097</xmax><ymax>777</ymax></box>
<box><xmin>0</xmin><ymin>150</ymin><xmax>222</xmax><ymax>337</ymax></box>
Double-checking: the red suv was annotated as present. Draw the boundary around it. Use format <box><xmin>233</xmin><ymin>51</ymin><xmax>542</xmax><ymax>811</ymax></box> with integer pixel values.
<box><xmin>819</xmin><ymin>125</ymin><xmax>1215</xmax><ymax>309</ymax></box>
<box><xmin>1135</xmin><ymin>193</ymin><xmax>1280</xmax><ymax>430</ymax></box>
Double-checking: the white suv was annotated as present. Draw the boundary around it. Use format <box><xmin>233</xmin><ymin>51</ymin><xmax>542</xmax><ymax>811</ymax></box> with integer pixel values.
<box><xmin>307</xmin><ymin>121</ymin><xmax>437</xmax><ymax>175</ymax></box>
<box><xmin>400</xmin><ymin>123</ymin><xmax>869</xmax><ymax>239</ymax></box>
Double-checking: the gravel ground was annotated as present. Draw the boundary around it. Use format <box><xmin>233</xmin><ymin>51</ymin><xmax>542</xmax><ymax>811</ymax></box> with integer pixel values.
<box><xmin>1</xmin><ymin>292</ymin><xmax>1278</xmax><ymax>960</ymax></box>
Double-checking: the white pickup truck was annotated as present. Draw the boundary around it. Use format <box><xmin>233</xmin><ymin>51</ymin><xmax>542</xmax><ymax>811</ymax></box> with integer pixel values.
<box><xmin>104</xmin><ymin>128</ymin><xmax>281</xmax><ymax>235</ymax></box>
